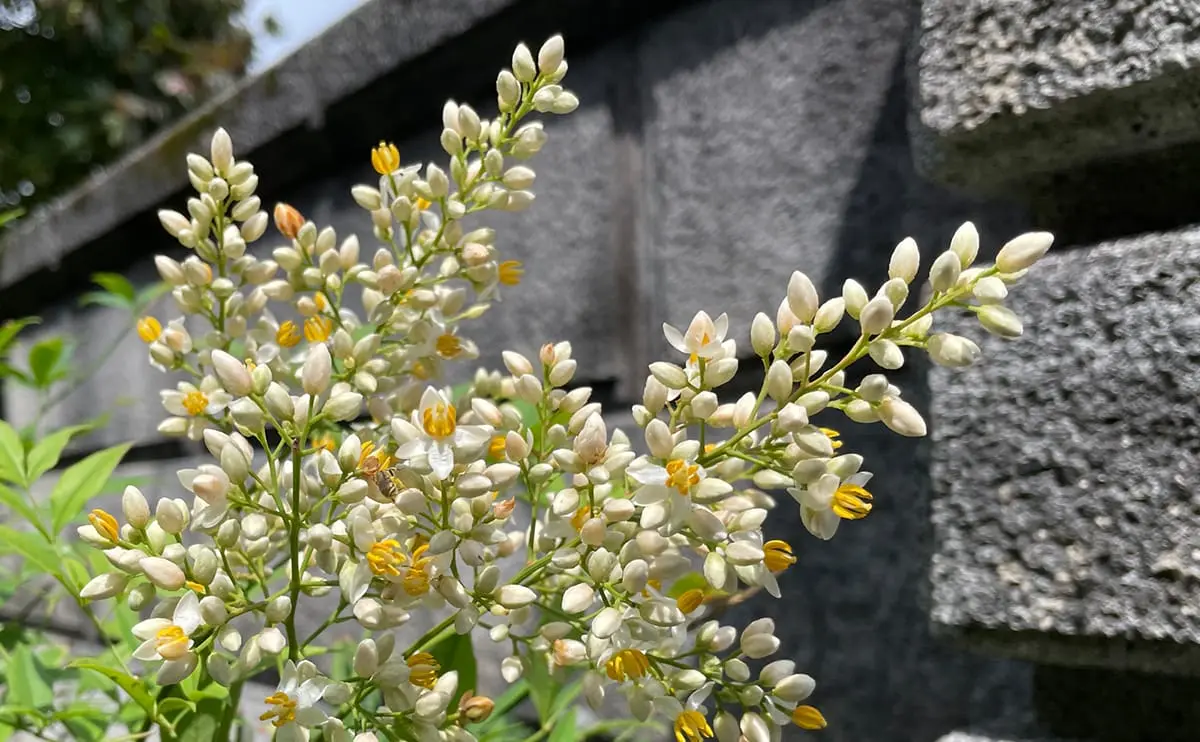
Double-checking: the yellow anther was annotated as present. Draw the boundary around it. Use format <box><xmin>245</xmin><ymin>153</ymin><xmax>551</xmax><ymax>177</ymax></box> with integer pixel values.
<box><xmin>136</xmin><ymin>317</ymin><xmax>162</xmax><ymax>343</ymax></box>
<box><xmin>422</xmin><ymin>401</ymin><xmax>457</xmax><ymax>438</ymax></box>
<box><xmin>303</xmin><ymin>315</ymin><xmax>332</xmax><ymax>343</ymax></box>
<box><xmin>371</xmin><ymin>141</ymin><xmax>400</xmax><ymax>175</ymax></box>
<box><xmin>675</xmin><ymin>588</ymin><xmax>706</xmax><ymax>614</ymax></box>
<box><xmin>488</xmin><ymin>435</ymin><xmax>507</xmax><ymax>459</ymax></box>
<box><xmin>674</xmin><ymin>710</ymin><xmax>714</xmax><ymax>742</ymax></box>
<box><xmin>276</xmin><ymin>320</ymin><xmax>301</xmax><ymax>348</ymax></box>
<box><xmin>407</xmin><ymin>652</ymin><xmax>440</xmax><ymax>689</ymax></box>
<box><xmin>763</xmin><ymin>540</ymin><xmax>797</xmax><ymax>573</ymax></box>
<box><xmin>367</xmin><ymin>539</ymin><xmax>404</xmax><ymax>577</ymax></box>
<box><xmin>820</xmin><ymin>427</ymin><xmax>843</xmax><ymax>451</ymax></box>
<box><xmin>435</xmin><ymin>333</ymin><xmax>463</xmax><ymax>359</ymax></box>
<box><xmin>260</xmin><ymin>691</ymin><xmax>297</xmax><ymax>728</ymax></box>
<box><xmin>154</xmin><ymin>624</ymin><xmax>189</xmax><ymax>660</ymax></box>
<box><xmin>665</xmin><ymin>459</ymin><xmax>700</xmax><ymax>495</ymax></box>
<box><xmin>832</xmin><ymin>483</ymin><xmax>873</xmax><ymax>520</ymax></box>
<box><xmin>498</xmin><ymin>260</ymin><xmax>524</xmax><ymax>286</ymax></box>
<box><xmin>792</xmin><ymin>705</ymin><xmax>827</xmax><ymax>730</ymax></box>
<box><xmin>88</xmin><ymin>509</ymin><xmax>120</xmax><ymax>543</ymax></box>
<box><xmin>181</xmin><ymin>390</ymin><xmax>209</xmax><ymax>416</ymax></box>
<box><xmin>605</xmin><ymin>649</ymin><xmax>650</xmax><ymax>682</ymax></box>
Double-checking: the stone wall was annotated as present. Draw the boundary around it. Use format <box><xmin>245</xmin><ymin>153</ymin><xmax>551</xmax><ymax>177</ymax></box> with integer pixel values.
<box><xmin>11</xmin><ymin>0</ymin><xmax>1200</xmax><ymax>740</ymax></box>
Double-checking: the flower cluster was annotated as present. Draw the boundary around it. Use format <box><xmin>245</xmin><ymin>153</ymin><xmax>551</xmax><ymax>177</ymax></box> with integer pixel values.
<box><xmin>75</xmin><ymin>33</ymin><xmax>1054</xmax><ymax>742</ymax></box>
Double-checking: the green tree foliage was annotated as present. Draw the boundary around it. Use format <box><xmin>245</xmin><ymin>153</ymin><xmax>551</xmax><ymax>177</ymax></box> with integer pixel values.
<box><xmin>0</xmin><ymin>0</ymin><xmax>254</xmax><ymax>214</ymax></box>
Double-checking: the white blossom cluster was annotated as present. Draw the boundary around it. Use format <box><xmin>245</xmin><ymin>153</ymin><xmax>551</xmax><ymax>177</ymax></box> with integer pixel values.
<box><xmin>75</xmin><ymin>33</ymin><xmax>1054</xmax><ymax>742</ymax></box>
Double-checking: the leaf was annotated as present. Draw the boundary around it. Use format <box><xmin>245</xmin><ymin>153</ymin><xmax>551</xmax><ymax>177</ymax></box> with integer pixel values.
<box><xmin>548</xmin><ymin>708</ymin><xmax>577</xmax><ymax>742</ymax></box>
<box><xmin>428</xmin><ymin>630</ymin><xmax>476</xmax><ymax>700</ymax></box>
<box><xmin>134</xmin><ymin>281</ymin><xmax>170</xmax><ymax>310</ymax></box>
<box><xmin>28</xmin><ymin>337</ymin><xmax>67</xmax><ymax>388</ymax></box>
<box><xmin>666</xmin><ymin>572</ymin><xmax>710</xmax><ymax>600</ymax></box>
<box><xmin>547</xmin><ymin>678</ymin><xmax>583</xmax><ymax>720</ymax></box>
<box><xmin>156</xmin><ymin>697</ymin><xmax>196</xmax><ymax>715</ymax></box>
<box><xmin>0</xmin><ymin>362</ymin><xmax>33</xmax><ymax>386</ymax></box>
<box><xmin>7</xmin><ymin>646</ymin><xmax>54</xmax><ymax>708</ymax></box>
<box><xmin>26</xmin><ymin>422</ymin><xmax>97</xmax><ymax>482</ymax></box>
<box><xmin>0</xmin><ymin>420</ymin><xmax>25</xmax><ymax>485</ymax></box>
<box><xmin>0</xmin><ymin>207</ymin><xmax>24</xmax><ymax>228</ymax></box>
<box><xmin>79</xmin><ymin>292</ymin><xmax>135</xmax><ymax>311</ymax></box>
<box><xmin>68</xmin><ymin>660</ymin><xmax>156</xmax><ymax>717</ymax></box>
<box><xmin>0</xmin><ymin>482</ymin><xmax>43</xmax><ymax>531</ymax></box>
<box><xmin>0</xmin><ymin>525</ymin><xmax>59</xmax><ymax>576</ymax></box>
<box><xmin>0</xmin><ymin>317</ymin><xmax>37</xmax><ymax>358</ymax></box>
<box><xmin>90</xmin><ymin>273</ymin><xmax>136</xmax><ymax>302</ymax></box>
<box><xmin>49</xmin><ymin>442</ymin><xmax>132</xmax><ymax>535</ymax></box>
<box><xmin>484</xmin><ymin>679</ymin><xmax>528</xmax><ymax>723</ymax></box>
<box><xmin>524</xmin><ymin>651</ymin><xmax>554</xmax><ymax>723</ymax></box>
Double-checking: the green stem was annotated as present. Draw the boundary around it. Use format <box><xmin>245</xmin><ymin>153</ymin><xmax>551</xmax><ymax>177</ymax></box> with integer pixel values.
<box><xmin>285</xmin><ymin>436</ymin><xmax>302</xmax><ymax>661</ymax></box>
<box><xmin>214</xmin><ymin>679</ymin><xmax>244</xmax><ymax>741</ymax></box>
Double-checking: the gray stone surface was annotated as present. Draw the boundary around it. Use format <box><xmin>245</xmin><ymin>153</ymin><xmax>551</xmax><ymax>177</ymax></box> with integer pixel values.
<box><xmin>0</xmin><ymin>0</ymin><xmax>515</xmax><ymax>289</ymax></box>
<box><xmin>930</xmin><ymin>226</ymin><xmax>1200</xmax><ymax>674</ymax></box>
<box><xmin>912</xmin><ymin>0</ymin><xmax>1200</xmax><ymax>190</ymax></box>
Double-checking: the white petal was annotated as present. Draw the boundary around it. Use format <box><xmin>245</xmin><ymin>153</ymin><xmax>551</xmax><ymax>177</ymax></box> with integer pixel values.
<box><xmin>173</xmin><ymin>591</ymin><xmax>202</xmax><ymax>634</ymax></box>
<box><xmin>627</xmin><ymin>461</ymin><xmax>667</xmax><ymax>486</ymax></box>
<box><xmin>714</xmin><ymin>313</ymin><xmax>729</xmax><ymax>340</ymax></box>
<box><xmin>662</xmin><ymin>323</ymin><xmax>688</xmax><ymax>354</ymax></box>
<box><xmin>393</xmin><ymin>439</ymin><xmax>423</xmax><ymax>461</ymax></box>
<box><xmin>639</xmin><ymin>502</ymin><xmax>667</xmax><ymax>530</ymax></box>
<box><xmin>132</xmin><ymin>618</ymin><xmax>171</xmax><ymax>641</ymax></box>
<box><xmin>276</xmin><ymin>724</ymin><xmax>307</xmax><ymax>742</ymax></box>
<box><xmin>428</xmin><ymin>441</ymin><xmax>454</xmax><ymax>480</ymax></box>
<box><xmin>631</xmin><ymin>484</ymin><xmax>670</xmax><ymax>505</ymax></box>
<box><xmin>156</xmin><ymin>653</ymin><xmax>198</xmax><ymax>685</ymax></box>
<box><xmin>297</xmin><ymin>678</ymin><xmax>326</xmax><ymax>707</ymax></box>
<box><xmin>133</xmin><ymin>638</ymin><xmax>161</xmax><ymax>662</ymax></box>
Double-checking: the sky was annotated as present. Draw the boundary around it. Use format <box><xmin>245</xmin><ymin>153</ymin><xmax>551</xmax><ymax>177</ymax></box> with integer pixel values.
<box><xmin>241</xmin><ymin>0</ymin><xmax>369</xmax><ymax>73</ymax></box>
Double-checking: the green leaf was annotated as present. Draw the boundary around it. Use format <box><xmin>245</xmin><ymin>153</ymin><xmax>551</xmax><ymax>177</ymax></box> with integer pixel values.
<box><xmin>0</xmin><ymin>525</ymin><xmax>59</xmax><ymax>576</ymax></box>
<box><xmin>156</xmin><ymin>697</ymin><xmax>196</xmax><ymax>715</ymax></box>
<box><xmin>0</xmin><ymin>482</ymin><xmax>43</xmax><ymax>532</ymax></box>
<box><xmin>7</xmin><ymin>646</ymin><xmax>54</xmax><ymax>708</ymax></box>
<box><xmin>28</xmin><ymin>337</ymin><xmax>67</xmax><ymax>388</ymax></box>
<box><xmin>483</xmin><ymin>679</ymin><xmax>528</xmax><ymax>723</ymax></box>
<box><xmin>428</xmin><ymin>630</ymin><xmax>477</xmax><ymax>699</ymax></box>
<box><xmin>548</xmin><ymin>678</ymin><xmax>584</xmax><ymax>720</ymax></box>
<box><xmin>134</xmin><ymin>281</ymin><xmax>170</xmax><ymax>310</ymax></box>
<box><xmin>67</xmin><ymin>660</ymin><xmax>156</xmax><ymax>718</ymax></box>
<box><xmin>0</xmin><ymin>420</ymin><xmax>25</xmax><ymax>485</ymax></box>
<box><xmin>49</xmin><ymin>442</ymin><xmax>132</xmax><ymax>535</ymax></box>
<box><xmin>548</xmin><ymin>708</ymin><xmax>577</xmax><ymax>742</ymax></box>
<box><xmin>26</xmin><ymin>422</ymin><xmax>97</xmax><ymax>482</ymax></box>
<box><xmin>524</xmin><ymin>652</ymin><xmax>554</xmax><ymax>723</ymax></box>
<box><xmin>0</xmin><ymin>317</ymin><xmax>37</xmax><ymax>358</ymax></box>
<box><xmin>90</xmin><ymin>273</ymin><xmax>136</xmax><ymax>302</ymax></box>
<box><xmin>79</xmin><ymin>292</ymin><xmax>135</xmax><ymax>311</ymax></box>
<box><xmin>666</xmin><ymin>572</ymin><xmax>710</xmax><ymax>600</ymax></box>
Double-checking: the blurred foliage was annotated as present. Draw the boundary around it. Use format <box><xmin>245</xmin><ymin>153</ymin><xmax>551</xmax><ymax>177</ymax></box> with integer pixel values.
<box><xmin>0</xmin><ymin>0</ymin><xmax>259</xmax><ymax>217</ymax></box>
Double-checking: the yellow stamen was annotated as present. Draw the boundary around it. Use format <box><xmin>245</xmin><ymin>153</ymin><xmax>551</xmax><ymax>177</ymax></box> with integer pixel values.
<box><xmin>399</xmin><ymin>543</ymin><xmax>433</xmax><ymax>596</ymax></box>
<box><xmin>764</xmin><ymin>540</ymin><xmax>797</xmax><ymax>573</ymax></box>
<box><xmin>411</xmin><ymin>361</ymin><xmax>431</xmax><ymax>380</ymax></box>
<box><xmin>488</xmin><ymin>435</ymin><xmax>507</xmax><ymax>460</ymax></box>
<box><xmin>641</xmin><ymin>578</ymin><xmax>662</xmax><ymax>599</ymax></box>
<box><xmin>407</xmin><ymin>652</ymin><xmax>440</xmax><ymax>689</ymax></box>
<box><xmin>435</xmin><ymin>333</ymin><xmax>463</xmax><ymax>359</ymax></box>
<box><xmin>154</xmin><ymin>624</ymin><xmax>190</xmax><ymax>660</ymax></box>
<box><xmin>498</xmin><ymin>260</ymin><xmax>524</xmax><ymax>286</ymax></box>
<box><xmin>88</xmin><ymin>509</ymin><xmax>119</xmax><ymax>543</ymax></box>
<box><xmin>311</xmin><ymin>433</ymin><xmax>336</xmax><ymax>453</ymax></box>
<box><xmin>820</xmin><ymin>427</ymin><xmax>843</xmax><ymax>451</ymax></box>
<box><xmin>832</xmin><ymin>483</ymin><xmax>873</xmax><ymax>520</ymax></box>
<box><xmin>314</xmin><ymin>292</ymin><xmax>328</xmax><ymax>312</ymax></box>
<box><xmin>181</xmin><ymin>389</ymin><xmax>209</xmax><ymax>416</ymax></box>
<box><xmin>571</xmin><ymin>505</ymin><xmax>590</xmax><ymax>532</ymax></box>
<box><xmin>415</xmin><ymin>196</ymin><xmax>431</xmax><ymax>211</ymax></box>
<box><xmin>676</xmin><ymin>588</ymin><xmax>706</xmax><ymax>614</ymax></box>
<box><xmin>422</xmin><ymin>401</ymin><xmax>457</xmax><ymax>438</ymax></box>
<box><xmin>674</xmin><ymin>710</ymin><xmax>714</xmax><ymax>742</ymax></box>
<box><xmin>303</xmin><ymin>315</ymin><xmax>333</xmax><ymax>343</ymax></box>
<box><xmin>260</xmin><ymin>691</ymin><xmax>297</xmax><ymax>728</ymax></box>
<box><xmin>665</xmin><ymin>459</ymin><xmax>700</xmax><ymax>495</ymax></box>
<box><xmin>276</xmin><ymin>320</ymin><xmax>301</xmax><ymax>348</ymax></box>
<box><xmin>367</xmin><ymin>539</ymin><xmax>404</xmax><ymax>577</ymax></box>
<box><xmin>185</xmin><ymin>581</ymin><xmax>206</xmax><ymax>594</ymax></box>
<box><xmin>371</xmin><ymin>141</ymin><xmax>400</xmax><ymax>175</ymax></box>
<box><xmin>136</xmin><ymin>316</ymin><xmax>162</xmax><ymax>343</ymax></box>
<box><xmin>358</xmin><ymin>441</ymin><xmax>393</xmax><ymax>475</ymax></box>
<box><xmin>792</xmin><ymin>705</ymin><xmax>827</xmax><ymax>730</ymax></box>
<box><xmin>605</xmin><ymin>649</ymin><xmax>650</xmax><ymax>682</ymax></box>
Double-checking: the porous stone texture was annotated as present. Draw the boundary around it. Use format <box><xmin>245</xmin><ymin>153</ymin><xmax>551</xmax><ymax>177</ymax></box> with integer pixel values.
<box><xmin>930</xmin><ymin>226</ymin><xmax>1200</xmax><ymax>674</ymax></box>
<box><xmin>912</xmin><ymin>0</ymin><xmax>1200</xmax><ymax>190</ymax></box>
<box><xmin>0</xmin><ymin>0</ymin><xmax>515</xmax><ymax>289</ymax></box>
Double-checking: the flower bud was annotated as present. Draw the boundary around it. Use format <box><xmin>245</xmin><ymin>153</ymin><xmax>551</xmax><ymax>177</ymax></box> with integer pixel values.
<box><xmin>750</xmin><ymin>312</ymin><xmax>775</xmax><ymax>356</ymax></box>
<box><xmin>868</xmin><ymin>339</ymin><xmax>904</xmax><ymax>370</ymax></box>
<box><xmin>264</xmin><ymin>382</ymin><xmax>293</xmax><ymax>421</ymax></box>
<box><xmin>512</xmin><ymin>43</ymin><xmax>537</xmax><ymax>82</ymax></box>
<box><xmin>950</xmin><ymin>221</ymin><xmax>979</xmax><ymax>268</ymax></box>
<box><xmin>210</xmin><ymin>128</ymin><xmax>233</xmax><ymax>173</ymax></box>
<box><xmin>858</xmin><ymin>296</ymin><xmax>895</xmax><ymax>336</ymax></box>
<box><xmin>497</xmin><ymin>70</ymin><xmax>520</xmax><ymax>111</ymax></box>
<box><xmin>266</xmin><ymin>595</ymin><xmax>292</xmax><ymax>624</ymax></box>
<box><xmin>690</xmin><ymin>391</ymin><xmax>718</xmax><ymax>421</ymax></box>
<box><xmin>230</xmin><ymin>398</ymin><xmax>264</xmax><ymax>433</ymax></box>
<box><xmin>302</xmin><ymin>343</ymin><xmax>332</xmax><ymax>396</ymax></box>
<box><xmin>842</xmin><ymin>278</ymin><xmax>868</xmax><ymax>319</ymax></box>
<box><xmin>496</xmin><ymin>584</ymin><xmax>537</xmax><ymax>609</ymax></box>
<box><xmin>877</xmin><ymin>396</ymin><xmax>926</xmax><ymax>437</ymax></box>
<box><xmin>644</xmin><ymin>419</ymin><xmax>674</xmax><ymax>460</ymax></box>
<box><xmin>538</xmin><ymin>34</ymin><xmax>564</xmax><ymax>74</ymax></box>
<box><xmin>258</xmin><ymin>627</ymin><xmax>286</xmax><ymax>655</ymax></box>
<box><xmin>765</xmin><ymin>360</ymin><xmax>792</xmax><ymax>402</ymax></box>
<box><xmin>156</xmin><ymin>498</ymin><xmax>188</xmax><ymax>534</ymax></box>
<box><xmin>973</xmin><ymin>276</ymin><xmax>1008</xmax><ymax>303</ymax></box>
<box><xmin>929</xmin><ymin>250</ymin><xmax>961</xmax><ymax>293</ymax></box>
<box><xmin>643</xmin><ymin>376</ymin><xmax>668</xmax><ymax>413</ymax></box>
<box><xmin>128</xmin><ymin>582</ymin><xmax>154</xmax><ymax>610</ymax></box>
<box><xmin>200</xmin><ymin>595</ymin><xmax>228</xmax><ymax>625</ymax></box>
<box><xmin>210</xmin><ymin>350</ymin><xmax>251</xmax><ymax>397</ymax></box>
<box><xmin>191</xmin><ymin>547</ymin><xmax>219</xmax><ymax>585</ymax></box>
<box><xmin>80</xmin><ymin>573</ymin><xmax>128</xmax><ymax>601</ymax></box>
<box><xmin>977</xmin><ymin>304</ymin><xmax>1023</xmax><ymax>339</ymax></box>
<box><xmin>996</xmin><ymin>231</ymin><xmax>1053</xmax><ymax>273</ymax></box>
<box><xmin>122</xmin><ymin>486</ymin><xmax>150</xmax><ymax>528</ymax></box>
<box><xmin>888</xmin><ymin>237</ymin><xmax>920</xmax><ymax>283</ymax></box>
<box><xmin>141</xmin><ymin>556</ymin><xmax>186</xmax><ymax>590</ymax></box>
<box><xmin>927</xmin><ymin>333</ymin><xmax>981</xmax><ymax>368</ymax></box>
<box><xmin>573</xmin><ymin>414</ymin><xmax>608</xmax><ymax>465</ymax></box>
<box><xmin>786</xmin><ymin>271</ymin><xmax>818</xmax><ymax>323</ymax></box>
<box><xmin>561</xmin><ymin>583</ymin><xmax>594</xmax><ymax>614</ymax></box>
<box><xmin>648</xmin><ymin>362</ymin><xmax>687</xmax><ymax>390</ymax></box>
<box><xmin>324</xmin><ymin>392</ymin><xmax>363</xmax><ymax>421</ymax></box>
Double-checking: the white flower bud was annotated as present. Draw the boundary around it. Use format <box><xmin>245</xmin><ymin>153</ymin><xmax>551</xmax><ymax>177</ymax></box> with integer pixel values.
<box><xmin>141</xmin><ymin>556</ymin><xmax>185</xmax><ymax>590</ymax></box>
<box><xmin>950</xmin><ymin>221</ymin><xmax>979</xmax><ymax>268</ymax></box>
<box><xmin>644</xmin><ymin>419</ymin><xmax>674</xmax><ymax>460</ymax></box>
<box><xmin>813</xmin><ymin>298</ymin><xmax>845</xmax><ymax>334</ymax></box>
<box><xmin>211</xmin><ymin>128</ymin><xmax>233</xmax><ymax>173</ymax></box>
<box><xmin>502</xmin><ymin>350</ymin><xmax>534</xmax><ymax>377</ymax></box>
<box><xmin>877</xmin><ymin>396</ymin><xmax>926</xmax><ymax>437</ymax></box>
<box><xmin>725</xmin><ymin>541</ymin><xmax>765</xmax><ymax>566</ymax></box>
<box><xmin>80</xmin><ymin>573</ymin><xmax>128</xmax><ymax>600</ymax></box>
<box><xmin>725</xmin><ymin>657</ymin><xmax>751</xmax><ymax>682</ymax></box>
<box><xmin>121</xmin><ymin>486</ymin><xmax>150</xmax><ymax>528</ymax></box>
<box><xmin>786</xmin><ymin>271</ymin><xmax>818</xmax><ymax>323</ymax></box>
<box><xmin>765</xmin><ymin>360</ymin><xmax>792</xmax><ymax>402</ymax></box>
<box><xmin>538</xmin><ymin>35</ymin><xmax>564</xmax><ymax>74</ymax></box>
<box><xmin>191</xmin><ymin>547</ymin><xmax>219</xmax><ymax>584</ymax></box>
<box><xmin>929</xmin><ymin>250</ymin><xmax>962</xmax><ymax>293</ymax></box>
<box><xmin>496</xmin><ymin>584</ymin><xmax>536</xmax><ymax>609</ymax></box>
<box><xmin>323</xmin><ymin>392</ymin><xmax>362</xmax><ymax>422</ymax></box>
<box><xmin>266</xmin><ymin>595</ymin><xmax>292</xmax><ymax>624</ymax></box>
<box><xmin>996</xmin><ymin>231</ymin><xmax>1053</xmax><ymax>273</ymax></box>
<box><xmin>200</xmin><ymin>595</ymin><xmax>228</xmax><ymax>625</ymax></box>
<box><xmin>842</xmin><ymin>278</ymin><xmax>868</xmax><ymax>319</ymax></box>
<box><xmin>501</xmin><ymin>656</ymin><xmax>523</xmax><ymax>683</ymax></box>
<box><xmin>858</xmin><ymin>296</ymin><xmax>895</xmax><ymax>336</ymax></box>
<box><xmin>868</xmin><ymin>339</ymin><xmax>904</xmax><ymax>370</ymax></box>
<box><xmin>502</xmin><ymin>166</ymin><xmax>536</xmax><ymax>190</ymax></box>
<box><xmin>591</xmin><ymin>607</ymin><xmax>623</xmax><ymax>639</ymax></box>
<box><xmin>777</xmin><ymin>403</ymin><xmax>808</xmax><ymax>434</ymax></box>
<box><xmin>927</xmin><ymin>333</ymin><xmax>981</xmax><ymax>368</ymax></box>
<box><xmin>774</xmin><ymin>673</ymin><xmax>816</xmax><ymax>703</ymax></box>
<box><xmin>643</xmin><ymin>376</ymin><xmax>669</xmax><ymax>413</ymax></box>
<box><xmin>561</xmin><ymin>583</ymin><xmax>594</xmax><ymax>614</ymax></box>
<box><xmin>750</xmin><ymin>312</ymin><xmax>775</xmax><ymax>356</ymax></box>
<box><xmin>158</xmin><ymin>209</ymin><xmax>191</xmax><ymax>239</ymax></box>
<box><xmin>573</xmin><ymin>414</ymin><xmax>608</xmax><ymax>465</ymax></box>
<box><xmin>973</xmin><ymin>276</ymin><xmax>1008</xmax><ymax>303</ymax></box>
<box><xmin>354</xmin><ymin>639</ymin><xmax>378</xmax><ymax>678</ymax></box>
<box><xmin>978</xmin><ymin>304</ymin><xmax>1023</xmax><ymax>339</ymax></box>
<box><xmin>258</xmin><ymin>627</ymin><xmax>286</xmax><ymax>655</ymax></box>
<box><xmin>648</xmin><ymin>362</ymin><xmax>688</xmax><ymax>390</ymax></box>
<box><xmin>351</xmin><ymin>185</ymin><xmax>382</xmax><ymax>211</ymax></box>
<box><xmin>264</xmin><ymin>382</ymin><xmax>293</xmax><ymax>421</ymax></box>
<box><xmin>302</xmin><ymin>343</ymin><xmax>331</xmax><ymax>396</ymax></box>
<box><xmin>156</xmin><ymin>498</ymin><xmax>188</xmax><ymax>534</ymax></box>
<box><xmin>496</xmin><ymin>70</ymin><xmax>520</xmax><ymax>111</ymax></box>
<box><xmin>690</xmin><ymin>391</ymin><xmax>718</xmax><ymax>421</ymax></box>
<box><xmin>512</xmin><ymin>43</ymin><xmax>536</xmax><ymax>81</ymax></box>
<box><xmin>888</xmin><ymin>237</ymin><xmax>920</xmax><ymax>283</ymax></box>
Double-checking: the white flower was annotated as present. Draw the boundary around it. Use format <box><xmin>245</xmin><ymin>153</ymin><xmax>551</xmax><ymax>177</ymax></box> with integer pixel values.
<box><xmin>628</xmin><ymin>456</ymin><xmax>705</xmax><ymax>532</ymax></box>
<box><xmin>160</xmin><ymin>377</ymin><xmax>231</xmax><ymax>440</ymax></box>
<box><xmin>394</xmin><ymin>387</ymin><xmax>491</xmax><ymax>480</ymax></box>
<box><xmin>663</xmin><ymin>311</ymin><xmax>728</xmax><ymax>362</ymax></box>
<box><xmin>132</xmin><ymin>592</ymin><xmax>202</xmax><ymax>684</ymax></box>
<box><xmin>178</xmin><ymin>464</ymin><xmax>231</xmax><ymax>530</ymax></box>
<box><xmin>789</xmin><ymin>471</ymin><xmax>873</xmax><ymax>541</ymax></box>
<box><xmin>260</xmin><ymin>660</ymin><xmax>328</xmax><ymax>741</ymax></box>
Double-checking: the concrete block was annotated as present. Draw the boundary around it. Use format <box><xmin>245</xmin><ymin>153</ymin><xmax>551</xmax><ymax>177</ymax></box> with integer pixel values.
<box><xmin>913</xmin><ymin>0</ymin><xmax>1200</xmax><ymax>190</ymax></box>
<box><xmin>930</xmin><ymin>226</ymin><xmax>1200</xmax><ymax>673</ymax></box>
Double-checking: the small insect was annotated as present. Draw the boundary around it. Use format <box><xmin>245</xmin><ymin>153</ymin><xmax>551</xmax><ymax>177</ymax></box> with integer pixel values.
<box><xmin>373</xmin><ymin>466</ymin><xmax>404</xmax><ymax>500</ymax></box>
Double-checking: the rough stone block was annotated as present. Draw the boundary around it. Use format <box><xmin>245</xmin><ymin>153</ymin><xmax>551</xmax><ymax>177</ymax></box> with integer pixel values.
<box><xmin>913</xmin><ymin>0</ymin><xmax>1200</xmax><ymax>191</ymax></box>
<box><xmin>931</xmin><ymin>226</ymin><xmax>1200</xmax><ymax>674</ymax></box>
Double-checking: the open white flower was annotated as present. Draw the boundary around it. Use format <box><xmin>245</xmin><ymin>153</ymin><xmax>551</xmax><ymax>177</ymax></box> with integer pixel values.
<box><xmin>260</xmin><ymin>660</ymin><xmax>328</xmax><ymax>741</ymax></box>
<box><xmin>663</xmin><ymin>311</ymin><xmax>728</xmax><ymax>361</ymax></box>
<box><xmin>628</xmin><ymin>456</ymin><xmax>706</xmax><ymax>532</ymax></box>
<box><xmin>394</xmin><ymin>387</ymin><xmax>491</xmax><ymax>480</ymax></box>
<box><xmin>132</xmin><ymin>591</ymin><xmax>202</xmax><ymax>685</ymax></box>
<box><xmin>160</xmin><ymin>377</ymin><xmax>231</xmax><ymax>440</ymax></box>
<box><xmin>177</xmin><ymin>464</ymin><xmax>231</xmax><ymax>530</ymax></box>
<box><xmin>790</xmin><ymin>471</ymin><xmax>873</xmax><ymax>541</ymax></box>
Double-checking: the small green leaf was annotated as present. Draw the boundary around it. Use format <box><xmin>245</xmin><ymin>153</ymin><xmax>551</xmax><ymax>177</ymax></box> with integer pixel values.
<box><xmin>524</xmin><ymin>651</ymin><xmax>554</xmax><ymax>723</ymax></box>
<box><xmin>483</xmin><ymin>679</ymin><xmax>528</xmax><ymax>724</ymax></box>
<box><xmin>7</xmin><ymin>646</ymin><xmax>54</xmax><ymax>708</ymax></box>
<box><xmin>0</xmin><ymin>525</ymin><xmax>59</xmax><ymax>576</ymax></box>
<box><xmin>28</xmin><ymin>337</ymin><xmax>67</xmax><ymax>388</ymax></box>
<box><xmin>49</xmin><ymin>442</ymin><xmax>132</xmax><ymax>535</ymax></box>
<box><xmin>0</xmin><ymin>420</ymin><xmax>25</xmax><ymax>485</ymax></box>
<box><xmin>79</xmin><ymin>292</ymin><xmax>135</xmax><ymax>311</ymax></box>
<box><xmin>26</xmin><ymin>422</ymin><xmax>97</xmax><ymax>482</ymax></box>
<box><xmin>548</xmin><ymin>678</ymin><xmax>584</xmax><ymax>720</ymax></box>
<box><xmin>67</xmin><ymin>660</ymin><xmax>156</xmax><ymax>717</ymax></box>
<box><xmin>0</xmin><ymin>482</ymin><xmax>43</xmax><ymax>532</ymax></box>
<box><xmin>0</xmin><ymin>317</ymin><xmax>37</xmax><ymax>358</ymax></box>
<box><xmin>428</xmin><ymin>630</ymin><xmax>477</xmax><ymax>700</ymax></box>
<box><xmin>156</xmin><ymin>697</ymin><xmax>196</xmax><ymax>715</ymax></box>
<box><xmin>0</xmin><ymin>207</ymin><xmax>25</xmax><ymax>228</ymax></box>
<box><xmin>90</xmin><ymin>273</ymin><xmax>136</xmax><ymax>302</ymax></box>
<box><xmin>0</xmin><ymin>362</ymin><xmax>33</xmax><ymax>386</ymax></box>
<box><xmin>548</xmin><ymin>708</ymin><xmax>577</xmax><ymax>742</ymax></box>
